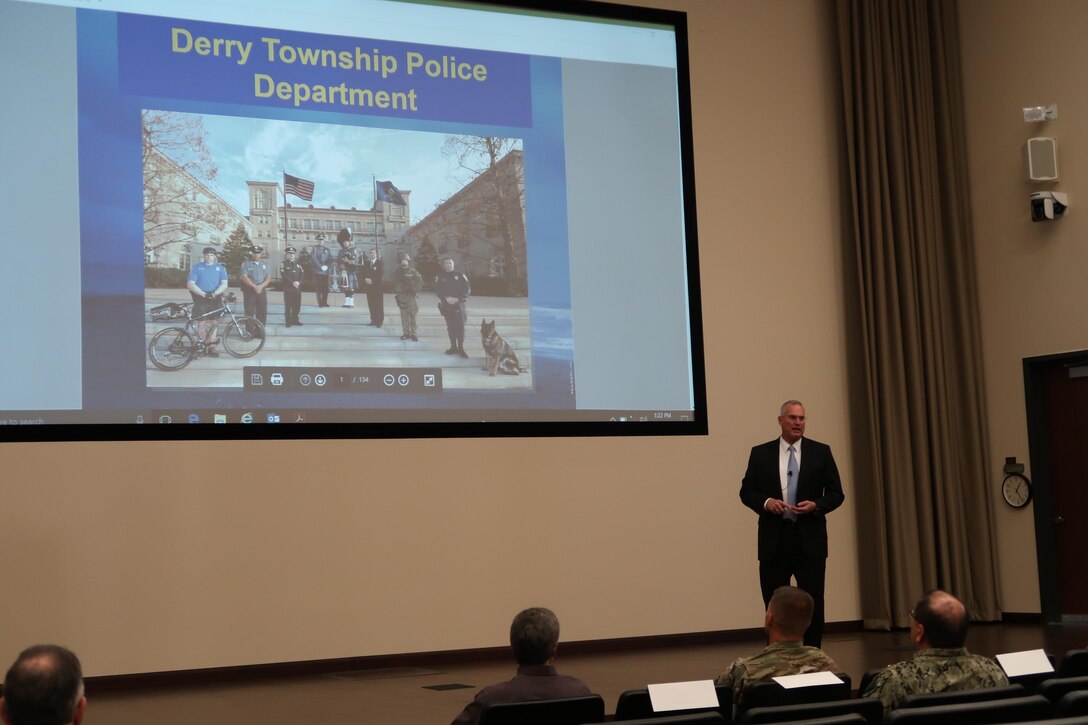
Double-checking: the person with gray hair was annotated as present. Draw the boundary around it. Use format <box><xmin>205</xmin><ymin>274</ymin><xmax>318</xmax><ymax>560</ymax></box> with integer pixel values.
<box><xmin>739</xmin><ymin>400</ymin><xmax>845</xmax><ymax>647</ymax></box>
<box><xmin>450</xmin><ymin>608</ymin><xmax>591</xmax><ymax>725</ymax></box>
<box><xmin>1</xmin><ymin>645</ymin><xmax>86</xmax><ymax>725</ymax></box>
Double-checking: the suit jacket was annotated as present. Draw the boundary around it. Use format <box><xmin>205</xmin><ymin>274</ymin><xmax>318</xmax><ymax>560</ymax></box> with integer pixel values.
<box><xmin>739</xmin><ymin>437</ymin><xmax>844</xmax><ymax>561</ymax></box>
<box><xmin>360</xmin><ymin>258</ymin><xmax>383</xmax><ymax>291</ymax></box>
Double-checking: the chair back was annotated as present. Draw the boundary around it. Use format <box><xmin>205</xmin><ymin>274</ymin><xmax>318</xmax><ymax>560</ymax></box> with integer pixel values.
<box><xmin>764</xmin><ymin>716</ymin><xmax>867</xmax><ymax>725</ymax></box>
<box><xmin>478</xmin><ymin>694</ymin><xmax>605</xmax><ymax>725</ymax></box>
<box><xmin>1057</xmin><ymin>691</ymin><xmax>1088</xmax><ymax>718</ymax></box>
<box><xmin>898</xmin><ymin>683</ymin><xmax>1027</xmax><ymax>708</ymax></box>
<box><xmin>739</xmin><ymin>676</ymin><xmax>850</xmax><ymax>714</ymax></box>
<box><xmin>1058</xmin><ymin>650</ymin><xmax>1088</xmax><ymax>678</ymax></box>
<box><xmin>857</xmin><ymin>669</ymin><xmax>882</xmax><ymax>697</ymax></box>
<box><xmin>1039</xmin><ymin>676</ymin><xmax>1088</xmax><ymax>704</ymax></box>
<box><xmin>614</xmin><ymin>714</ymin><xmax>726</xmax><ymax>725</ymax></box>
<box><xmin>614</xmin><ymin>684</ymin><xmax>732</xmax><ymax>722</ymax></box>
<box><xmin>883</xmin><ymin>694</ymin><xmax>1051</xmax><ymax>725</ymax></box>
<box><xmin>737</xmin><ymin>697</ymin><xmax>882</xmax><ymax>724</ymax></box>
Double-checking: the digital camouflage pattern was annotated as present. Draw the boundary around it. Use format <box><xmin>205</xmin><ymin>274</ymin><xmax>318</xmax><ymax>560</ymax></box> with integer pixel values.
<box><xmin>861</xmin><ymin>647</ymin><xmax>1009</xmax><ymax>712</ymax></box>
<box><xmin>715</xmin><ymin>640</ymin><xmax>841</xmax><ymax>707</ymax></box>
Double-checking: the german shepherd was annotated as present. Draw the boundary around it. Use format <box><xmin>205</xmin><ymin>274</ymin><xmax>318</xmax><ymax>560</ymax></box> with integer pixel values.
<box><xmin>480</xmin><ymin>319</ymin><xmax>521</xmax><ymax>376</ymax></box>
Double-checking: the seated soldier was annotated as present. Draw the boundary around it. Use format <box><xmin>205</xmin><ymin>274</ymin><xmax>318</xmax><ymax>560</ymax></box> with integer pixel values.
<box><xmin>716</xmin><ymin>586</ymin><xmax>841</xmax><ymax>712</ymax></box>
<box><xmin>861</xmin><ymin>589</ymin><xmax>1008</xmax><ymax>713</ymax></box>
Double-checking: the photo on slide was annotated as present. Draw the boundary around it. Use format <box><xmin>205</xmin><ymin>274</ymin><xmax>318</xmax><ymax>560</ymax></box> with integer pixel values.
<box><xmin>141</xmin><ymin>110</ymin><xmax>532</xmax><ymax>391</ymax></box>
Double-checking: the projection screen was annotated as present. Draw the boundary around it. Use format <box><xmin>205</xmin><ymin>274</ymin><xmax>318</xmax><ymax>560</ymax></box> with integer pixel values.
<box><xmin>0</xmin><ymin>0</ymin><xmax>705</xmax><ymax>440</ymax></box>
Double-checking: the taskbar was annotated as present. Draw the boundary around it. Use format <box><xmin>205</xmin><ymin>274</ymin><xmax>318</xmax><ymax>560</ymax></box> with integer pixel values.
<box><xmin>0</xmin><ymin>409</ymin><xmax>696</xmax><ymax>426</ymax></box>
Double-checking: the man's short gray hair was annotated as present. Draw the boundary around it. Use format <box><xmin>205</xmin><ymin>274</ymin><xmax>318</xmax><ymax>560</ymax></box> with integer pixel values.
<box><xmin>509</xmin><ymin>607</ymin><xmax>560</xmax><ymax>666</ymax></box>
<box><xmin>780</xmin><ymin>400</ymin><xmax>804</xmax><ymax>415</ymax></box>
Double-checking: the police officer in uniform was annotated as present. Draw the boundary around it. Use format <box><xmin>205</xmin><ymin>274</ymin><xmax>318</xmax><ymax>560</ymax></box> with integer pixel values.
<box><xmin>186</xmin><ymin>246</ymin><xmax>229</xmax><ymax>356</ymax></box>
<box><xmin>240</xmin><ymin>243</ymin><xmax>270</xmax><ymax>336</ymax></box>
<box><xmin>311</xmin><ymin>233</ymin><xmax>333</xmax><ymax>307</ymax></box>
<box><xmin>435</xmin><ymin>257</ymin><xmax>471</xmax><ymax>357</ymax></box>
<box><xmin>281</xmin><ymin>246</ymin><xmax>305</xmax><ymax>327</ymax></box>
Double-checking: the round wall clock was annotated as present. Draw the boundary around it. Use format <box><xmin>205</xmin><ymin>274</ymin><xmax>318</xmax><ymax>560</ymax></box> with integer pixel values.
<box><xmin>1001</xmin><ymin>472</ymin><xmax>1033</xmax><ymax>509</ymax></box>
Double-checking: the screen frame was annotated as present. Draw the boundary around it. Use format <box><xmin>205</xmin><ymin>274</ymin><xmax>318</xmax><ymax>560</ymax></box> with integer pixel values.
<box><xmin>0</xmin><ymin>0</ymin><xmax>706</xmax><ymax>443</ymax></box>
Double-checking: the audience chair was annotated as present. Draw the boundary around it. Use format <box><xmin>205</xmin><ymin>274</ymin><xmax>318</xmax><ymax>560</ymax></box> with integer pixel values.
<box><xmin>882</xmin><ymin>694</ymin><xmax>1051</xmax><ymax>724</ymax></box>
<box><xmin>614</xmin><ymin>684</ymin><xmax>732</xmax><ymax>722</ymax></box>
<box><xmin>992</xmin><ymin>714</ymin><xmax>1088</xmax><ymax>718</ymax></box>
<box><xmin>1058</xmin><ymin>650</ymin><xmax>1088</xmax><ymax>678</ymax></box>
<box><xmin>612</xmin><ymin>714</ymin><xmax>726</xmax><ymax>725</ymax></box>
<box><xmin>898</xmin><ymin>683</ymin><xmax>1027</xmax><ymax>708</ymax></box>
<box><xmin>738</xmin><ymin>675</ymin><xmax>851</xmax><ymax>714</ymax></box>
<box><xmin>760</xmin><ymin>716</ymin><xmax>867</xmax><ymax>725</ymax></box>
<box><xmin>1057</xmin><ymin>691</ymin><xmax>1088</xmax><ymax>718</ymax></box>
<box><xmin>1037</xmin><ymin>675</ymin><xmax>1088</xmax><ymax>705</ymax></box>
<box><xmin>477</xmin><ymin>694</ymin><xmax>605</xmax><ymax>725</ymax></box>
<box><xmin>737</xmin><ymin>696</ymin><xmax>883</xmax><ymax>724</ymax></box>
<box><xmin>856</xmin><ymin>669</ymin><xmax>882</xmax><ymax>697</ymax></box>
<box><xmin>621</xmin><ymin>716</ymin><xmax>867</xmax><ymax>725</ymax></box>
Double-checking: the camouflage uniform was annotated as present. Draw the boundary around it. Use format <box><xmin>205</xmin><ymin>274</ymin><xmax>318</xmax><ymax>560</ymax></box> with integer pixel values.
<box><xmin>861</xmin><ymin>647</ymin><xmax>1009</xmax><ymax>713</ymax></box>
<box><xmin>393</xmin><ymin>263</ymin><xmax>423</xmax><ymax>339</ymax></box>
<box><xmin>715</xmin><ymin>640</ymin><xmax>841</xmax><ymax>709</ymax></box>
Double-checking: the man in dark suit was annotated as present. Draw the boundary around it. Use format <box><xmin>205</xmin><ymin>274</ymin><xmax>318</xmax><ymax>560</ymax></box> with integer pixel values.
<box><xmin>359</xmin><ymin>248</ymin><xmax>384</xmax><ymax>328</ymax></box>
<box><xmin>740</xmin><ymin>400</ymin><xmax>845</xmax><ymax>647</ymax></box>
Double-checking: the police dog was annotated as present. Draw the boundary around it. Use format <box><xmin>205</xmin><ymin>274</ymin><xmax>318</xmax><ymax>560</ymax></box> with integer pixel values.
<box><xmin>480</xmin><ymin>319</ymin><xmax>521</xmax><ymax>376</ymax></box>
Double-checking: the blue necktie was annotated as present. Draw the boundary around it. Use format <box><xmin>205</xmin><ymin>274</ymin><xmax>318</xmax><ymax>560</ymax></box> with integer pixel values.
<box><xmin>786</xmin><ymin>445</ymin><xmax>798</xmax><ymax>521</ymax></box>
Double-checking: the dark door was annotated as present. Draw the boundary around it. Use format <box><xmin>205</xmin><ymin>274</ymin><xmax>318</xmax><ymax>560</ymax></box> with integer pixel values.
<box><xmin>1026</xmin><ymin>352</ymin><xmax>1088</xmax><ymax>621</ymax></box>
<box><xmin>1043</xmin><ymin>362</ymin><xmax>1088</xmax><ymax>617</ymax></box>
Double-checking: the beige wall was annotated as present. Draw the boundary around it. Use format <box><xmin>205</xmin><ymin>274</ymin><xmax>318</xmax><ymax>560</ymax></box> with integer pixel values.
<box><xmin>0</xmin><ymin>1</ymin><xmax>862</xmax><ymax>677</ymax></box>
<box><xmin>959</xmin><ymin>0</ymin><xmax>1088</xmax><ymax>613</ymax></box>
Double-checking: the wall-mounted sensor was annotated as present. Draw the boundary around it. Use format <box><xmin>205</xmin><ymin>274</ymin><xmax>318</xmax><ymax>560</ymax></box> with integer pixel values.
<box><xmin>1023</xmin><ymin>104</ymin><xmax>1058</xmax><ymax>123</ymax></box>
<box><xmin>1030</xmin><ymin>191</ymin><xmax>1068</xmax><ymax>222</ymax></box>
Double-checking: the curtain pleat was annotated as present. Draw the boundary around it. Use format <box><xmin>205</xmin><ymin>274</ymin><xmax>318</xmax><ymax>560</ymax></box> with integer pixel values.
<box><xmin>836</xmin><ymin>0</ymin><xmax>1002</xmax><ymax>628</ymax></box>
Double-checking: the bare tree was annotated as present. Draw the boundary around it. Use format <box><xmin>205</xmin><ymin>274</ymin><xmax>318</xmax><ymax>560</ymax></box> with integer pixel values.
<box><xmin>142</xmin><ymin>111</ymin><xmax>230</xmax><ymax>263</ymax></box>
<box><xmin>441</xmin><ymin>136</ymin><xmax>526</xmax><ymax>294</ymax></box>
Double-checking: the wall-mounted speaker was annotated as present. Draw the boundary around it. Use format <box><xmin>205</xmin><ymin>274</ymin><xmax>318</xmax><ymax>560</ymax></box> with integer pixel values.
<box><xmin>1025</xmin><ymin>137</ymin><xmax>1059</xmax><ymax>182</ymax></box>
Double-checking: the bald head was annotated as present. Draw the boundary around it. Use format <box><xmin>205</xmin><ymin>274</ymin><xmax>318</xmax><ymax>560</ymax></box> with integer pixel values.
<box><xmin>912</xmin><ymin>590</ymin><xmax>969</xmax><ymax>649</ymax></box>
<box><xmin>766</xmin><ymin>586</ymin><xmax>814</xmax><ymax>641</ymax></box>
<box><xmin>1</xmin><ymin>645</ymin><xmax>85</xmax><ymax>725</ymax></box>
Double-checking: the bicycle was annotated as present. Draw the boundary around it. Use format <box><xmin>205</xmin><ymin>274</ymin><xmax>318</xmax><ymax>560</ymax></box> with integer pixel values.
<box><xmin>147</xmin><ymin>292</ymin><xmax>265</xmax><ymax>371</ymax></box>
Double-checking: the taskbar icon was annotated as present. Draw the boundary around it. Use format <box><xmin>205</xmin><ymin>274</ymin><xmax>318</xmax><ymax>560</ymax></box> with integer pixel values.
<box><xmin>148</xmin><ymin>410</ymin><xmax>310</xmax><ymax>424</ymax></box>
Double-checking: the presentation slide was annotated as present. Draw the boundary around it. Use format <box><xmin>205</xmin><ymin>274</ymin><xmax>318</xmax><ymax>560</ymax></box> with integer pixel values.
<box><xmin>0</xmin><ymin>0</ymin><xmax>702</xmax><ymax>433</ymax></box>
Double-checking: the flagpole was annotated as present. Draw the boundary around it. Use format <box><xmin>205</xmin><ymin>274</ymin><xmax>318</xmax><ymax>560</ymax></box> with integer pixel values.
<box><xmin>372</xmin><ymin>175</ymin><xmax>379</xmax><ymax>253</ymax></box>
<box><xmin>281</xmin><ymin>170</ymin><xmax>289</xmax><ymax>255</ymax></box>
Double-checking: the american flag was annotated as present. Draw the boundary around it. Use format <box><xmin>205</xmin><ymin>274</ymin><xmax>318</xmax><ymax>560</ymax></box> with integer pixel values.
<box><xmin>283</xmin><ymin>173</ymin><xmax>315</xmax><ymax>201</ymax></box>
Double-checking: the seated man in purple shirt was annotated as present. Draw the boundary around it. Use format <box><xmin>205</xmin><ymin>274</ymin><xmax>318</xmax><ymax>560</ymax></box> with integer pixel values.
<box><xmin>451</xmin><ymin>607</ymin><xmax>591</xmax><ymax>725</ymax></box>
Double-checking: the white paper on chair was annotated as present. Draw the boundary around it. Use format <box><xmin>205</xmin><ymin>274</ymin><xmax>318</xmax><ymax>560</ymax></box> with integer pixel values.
<box><xmin>647</xmin><ymin>679</ymin><xmax>719</xmax><ymax>712</ymax></box>
<box><xmin>772</xmin><ymin>671</ymin><xmax>844</xmax><ymax>688</ymax></box>
<box><xmin>996</xmin><ymin>649</ymin><xmax>1054</xmax><ymax>677</ymax></box>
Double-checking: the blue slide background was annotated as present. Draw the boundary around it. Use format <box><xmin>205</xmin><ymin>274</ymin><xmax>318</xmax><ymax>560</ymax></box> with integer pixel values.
<box><xmin>77</xmin><ymin>10</ymin><xmax>575</xmax><ymax>412</ymax></box>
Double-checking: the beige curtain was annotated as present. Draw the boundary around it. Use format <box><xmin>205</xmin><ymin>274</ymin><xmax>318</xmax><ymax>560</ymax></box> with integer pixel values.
<box><xmin>836</xmin><ymin>0</ymin><xmax>1001</xmax><ymax>628</ymax></box>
